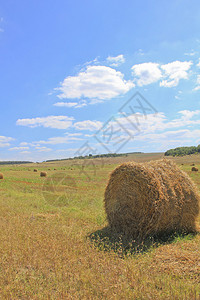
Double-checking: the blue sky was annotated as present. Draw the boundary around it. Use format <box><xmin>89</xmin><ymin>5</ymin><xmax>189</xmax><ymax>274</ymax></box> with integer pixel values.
<box><xmin>1</xmin><ymin>0</ymin><xmax>200</xmax><ymax>161</ymax></box>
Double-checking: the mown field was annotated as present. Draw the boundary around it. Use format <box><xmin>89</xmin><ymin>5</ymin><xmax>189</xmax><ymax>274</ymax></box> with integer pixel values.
<box><xmin>0</xmin><ymin>152</ymin><xmax>199</xmax><ymax>299</ymax></box>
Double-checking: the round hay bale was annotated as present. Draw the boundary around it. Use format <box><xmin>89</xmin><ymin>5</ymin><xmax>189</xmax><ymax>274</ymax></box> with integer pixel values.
<box><xmin>104</xmin><ymin>159</ymin><xmax>200</xmax><ymax>239</ymax></box>
<box><xmin>40</xmin><ymin>171</ymin><xmax>47</xmax><ymax>177</ymax></box>
<box><xmin>0</xmin><ymin>173</ymin><xmax>4</xmax><ymax>179</ymax></box>
<box><xmin>34</xmin><ymin>169</ymin><xmax>38</xmax><ymax>172</ymax></box>
<box><xmin>192</xmin><ymin>167</ymin><xmax>198</xmax><ymax>172</ymax></box>
<box><xmin>191</xmin><ymin>163</ymin><xmax>195</xmax><ymax>166</ymax></box>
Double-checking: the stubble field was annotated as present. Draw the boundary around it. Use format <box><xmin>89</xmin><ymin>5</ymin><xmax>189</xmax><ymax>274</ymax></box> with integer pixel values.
<box><xmin>0</xmin><ymin>152</ymin><xmax>199</xmax><ymax>299</ymax></box>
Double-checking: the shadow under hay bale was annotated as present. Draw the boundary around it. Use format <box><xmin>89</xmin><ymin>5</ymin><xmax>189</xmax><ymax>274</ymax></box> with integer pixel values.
<box><xmin>191</xmin><ymin>167</ymin><xmax>198</xmax><ymax>172</ymax></box>
<box><xmin>104</xmin><ymin>159</ymin><xmax>200</xmax><ymax>240</ymax></box>
<box><xmin>40</xmin><ymin>171</ymin><xmax>47</xmax><ymax>177</ymax></box>
<box><xmin>0</xmin><ymin>173</ymin><xmax>3</xmax><ymax>179</ymax></box>
<box><xmin>88</xmin><ymin>226</ymin><xmax>198</xmax><ymax>257</ymax></box>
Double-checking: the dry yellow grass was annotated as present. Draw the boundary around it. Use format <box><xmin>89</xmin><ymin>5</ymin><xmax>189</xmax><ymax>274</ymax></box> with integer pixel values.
<box><xmin>105</xmin><ymin>159</ymin><xmax>200</xmax><ymax>239</ymax></box>
<box><xmin>0</xmin><ymin>153</ymin><xmax>199</xmax><ymax>298</ymax></box>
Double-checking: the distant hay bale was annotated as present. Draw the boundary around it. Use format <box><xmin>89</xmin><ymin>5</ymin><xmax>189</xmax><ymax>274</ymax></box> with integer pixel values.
<box><xmin>40</xmin><ymin>171</ymin><xmax>47</xmax><ymax>177</ymax></box>
<box><xmin>34</xmin><ymin>169</ymin><xmax>38</xmax><ymax>172</ymax></box>
<box><xmin>192</xmin><ymin>167</ymin><xmax>198</xmax><ymax>172</ymax></box>
<box><xmin>0</xmin><ymin>173</ymin><xmax>3</xmax><ymax>179</ymax></box>
<box><xmin>104</xmin><ymin>159</ymin><xmax>200</xmax><ymax>239</ymax></box>
<box><xmin>191</xmin><ymin>163</ymin><xmax>195</xmax><ymax>166</ymax></box>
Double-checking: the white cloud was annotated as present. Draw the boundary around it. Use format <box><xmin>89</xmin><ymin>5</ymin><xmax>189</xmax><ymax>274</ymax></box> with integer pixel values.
<box><xmin>193</xmin><ymin>74</ymin><xmax>200</xmax><ymax>91</ymax></box>
<box><xmin>131</xmin><ymin>60</ymin><xmax>192</xmax><ymax>88</ymax></box>
<box><xmin>32</xmin><ymin>134</ymin><xmax>83</xmax><ymax>146</ymax></box>
<box><xmin>131</xmin><ymin>63</ymin><xmax>162</xmax><ymax>86</ymax></box>
<box><xmin>19</xmin><ymin>142</ymin><xmax>28</xmax><ymax>146</ymax></box>
<box><xmin>35</xmin><ymin>146</ymin><xmax>52</xmax><ymax>152</ymax></box>
<box><xmin>9</xmin><ymin>146</ymin><xmax>29</xmax><ymax>151</ymax></box>
<box><xmin>197</xmin><ymin>59</ymin><xmax>200</xmax><ymax>67</ymax></box>
<box><xmin>54</xmin><ymin>102</ymin><xmax>78</xmax><ymax>108</ymax></box>
<box><xmin>16</xmin><ymin>116</ymin><xmax>74</xmax><ymax>129</ymax></box>
<box><xmin>184</xmin><ymin>50</ymin><xmax>196</xmax><ymax>56</ymax></box>
<box><xmin>160</xmin><ymin>61</ymin><xmax>192</xmax><ymax>87</ymax></box>
<box><xmin>106</xmin><ymin>54</ymin><xmax>125</xmax><ymax>66</ymax></box>
<box><xmin>54</xmin><ymin>100</ymin><xmax>87</xmax><ymax>108</ymax></box>
<box><xmin>117</xmin><ymin>109</ymin><xmax>200</xmax><ymax>135</ymax></box>
<box><xmin>0</xmin><ymin>136</ymin><xmax>14</xmax><ymax>148</ymax></box>
<box><xmin>66</xmin><ymin>133</ymin><xmax>82</xmax><ymax>137</ymax></box>
<box><xmin>56</xmin><ymin>65</ymin><xmax>134</xmax><ymax>100</ymax></box>
<box><xmin>20</xmin><ymin>151</ymin><xmax>31</xmax><ymax>154</ymax></box>
<box><xmin>74</xmin><ymin>120</ymin><xmax>102</xmax><ymax>131</ymax></box>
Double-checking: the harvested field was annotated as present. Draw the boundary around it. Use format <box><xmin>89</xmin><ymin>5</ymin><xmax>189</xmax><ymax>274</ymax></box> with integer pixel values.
<box><xmin>0</xmin><ymin>153</ymin><xmax>199</xmax><ymax>298</ymax></box>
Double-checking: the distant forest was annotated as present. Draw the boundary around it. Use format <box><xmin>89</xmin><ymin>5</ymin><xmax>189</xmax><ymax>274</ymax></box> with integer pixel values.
<box><xmin>165</xmin><ymin>145</ymin><xmax>200</xmax><ymax>157</ymax></box>
<box><xmin>0</xmin><ymin>161</ymin><xmax>32</xmax><ymax>165</ymax></box>
<box><xmin>45</xmin><ymin>152</ymin><xmax>142</xmax><ymax>162</ymax></box>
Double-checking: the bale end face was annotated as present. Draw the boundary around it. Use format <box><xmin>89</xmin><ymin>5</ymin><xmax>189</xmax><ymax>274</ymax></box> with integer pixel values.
<box><xmin>104</xmin><ymin>159</ymin><xmax>200</xmax><ymax>239</ymax></box>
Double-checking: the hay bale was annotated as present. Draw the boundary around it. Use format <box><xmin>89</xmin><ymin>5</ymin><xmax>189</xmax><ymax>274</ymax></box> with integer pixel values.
<box><xmin>191</xmin><ymin>163</ymin><xmax>195</xmax><ymax>166</ymax></box>
<box><xmin>34</xmin><ymin>169</ymin><xmax>38</xmax><ymax>172</ymax></box>
<box><xmin>0</xmin><ymin>173</ymin><xmax>3</xmax><ymax>179</ymax></box>
<box><xmin>104</xmin><ymin>159</ymin><xmax>200</xmax><ymax>239</ymax></box>
<box><xmin>40</xmin><ymin>171</ymin><xmax>47</xmax><ymax>177</ymax></box>
<box><xmin>192</xmin><ymin>167</ymin><xmax>198</xmax><ymax>172</ymax></box>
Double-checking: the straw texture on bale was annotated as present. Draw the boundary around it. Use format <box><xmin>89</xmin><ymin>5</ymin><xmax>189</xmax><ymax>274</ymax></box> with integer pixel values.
<box><xmin>40</xmin><ymin>171</ymin><xmax>47</xmax><ymax>177</ymax></box>
<box><xmin>0</xmin><ymin>173</ymin><xmax>3</xmax><ymax>179</ymax></box>
<box><xmin>104</xmin><ymin>159</ymin><xmax>200</xmax><ymax>239</ymax></box>
<box><xmin>191</xmin><ymin>167</ymin><xmax>198</xmax><ymax>172</ymax></box>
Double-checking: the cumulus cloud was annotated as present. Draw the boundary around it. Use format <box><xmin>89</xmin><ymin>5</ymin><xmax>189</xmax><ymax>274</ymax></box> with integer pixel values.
<box><xmin>19</xmin><ymin>142</ymin><xmax>28</xmax><ymax>146</ymax></box>
<box><xmin>117</xmin><ymin>109</ymin><xmax>200</xmax><ymax>135</ymax></box>
<box><xmin>9</xmin><ymin>146</ymin><xmax>29</xmax><ymax>151</ymax></box>
<box><xmin>184</xmin><ymin>50</ymin><xmax>196</xmax><ymax>56</ymax></box>
<box><xmin>32</xmin><ymin>134</ymin><xmax>83</xmax><ymax>146</ymax></box>
<box><xmin>106</xmin><ymin>54</ymin><xmax>125</xmax><ymax>66</ymax></box>
<box><xmin>56</xmin><ymin>65</ymin><xmax>134</xmax><ymax>100</ymax></box>
<box><xmin>16</xmin><ymin>116</ymin><xmax>74</xmax><ymax>130</ymax></box>
<box><xmin>131</xmin><ymin>60</ymin><xmax>192</xmax><ymax>87</ymax></box>
<box><xmin>54</xmin><ymin>102</ymin><xmax>78</xmax><ymax>108</ymax></box>
<box><xmin>34</xmin><ymin>146</ymin><xmax>52</xmax><ymax>152</ymax></box>
<box><xmin>160</xmin><ymin>61</ymin><xmax>192</xmax><ymax>87</ymax></box>
<box><xmin>0</xmin><ymin>136</ymin><xmax>14</xmax><ymax>148</ymax></box>
<box><xmin>131</xmin><ymin>63</ymin><xmax>162</xmax><ymax>86</ymax></box>
<box><xmin>74</xmin><ymin>120</ymin><xmax>102</xmax><ymax>131</ymax></box>
<box><xmin>193</xmin><ymin>74</ymin><xmax>200</xmax><ymax>91</ymax></box>
<box><xmin>54</xmin><ymin>100</ymin><xmax>87</xmax><ymax>108</ymax></box>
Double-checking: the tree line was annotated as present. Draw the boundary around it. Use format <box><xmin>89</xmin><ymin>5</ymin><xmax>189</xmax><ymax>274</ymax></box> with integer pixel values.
<box><xmin>0</xmin><ymin>161</ymin><xmax>32</xmax><ymax>165</ymax></box>
<box><xmin>165</xmin><ymin>145</ymin><xmax>200</xmax><ymax>157</ymax></box>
